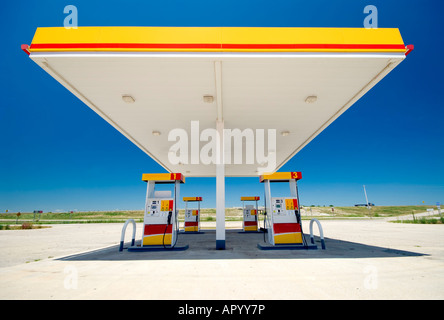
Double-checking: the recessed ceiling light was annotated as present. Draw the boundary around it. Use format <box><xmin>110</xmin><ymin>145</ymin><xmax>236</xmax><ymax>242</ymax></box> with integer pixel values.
<box><xmin>152</xmin><ymin>130</ymin><xmax>161</xmax><ymax>136</ymax></box>
<box><xmin>203</xmin><ymin>95</ymin><xmax>214</xmax><ymax>103</ymax></box>
<box><xmin>122</xmin><ymin>95</ymin><xmax>135</xmax><ymax>103</ymax></box>
<box><xmin>281</xmin><ymin>130</ymin><xmax>290</xmax><ymax>136</ymax></box>
<box><xmin>305</xmin><ymin>95</ymin><xmax>317</xmax><ymax>104</ymax></box>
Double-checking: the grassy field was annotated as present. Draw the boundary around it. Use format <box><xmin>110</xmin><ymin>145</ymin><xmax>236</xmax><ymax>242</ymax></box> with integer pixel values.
<box><xmin>0</xmin><ymin>205</ymin><xmax>439</xmax><ymax>228</ymax></box>
<box><xmin>0</xmin><ymin>208</ymin><xmax>240</xmax><ymax>225</ymax></box>
<box><xmin>392</xmin><ymin>215</ymin><xmax>444</xmax><ymax>224</ymax></box>
<box><xmin>303</xmin><ymin>205</ymin><xmax>437</xmax><ymax>218</ymax></box>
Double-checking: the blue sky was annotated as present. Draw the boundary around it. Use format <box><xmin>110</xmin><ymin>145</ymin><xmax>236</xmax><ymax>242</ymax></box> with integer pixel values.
<box><xmin>0</xmin><ymin>0</ymin><xmax>443</xmax><ymax>212</ymax></box>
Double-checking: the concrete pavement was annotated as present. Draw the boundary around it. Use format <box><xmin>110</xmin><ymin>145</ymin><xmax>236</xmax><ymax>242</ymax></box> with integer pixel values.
<box><xmin>0</xmin><ymin>219</ymin><xmax>443</xmax><ymax>299</ymax></box>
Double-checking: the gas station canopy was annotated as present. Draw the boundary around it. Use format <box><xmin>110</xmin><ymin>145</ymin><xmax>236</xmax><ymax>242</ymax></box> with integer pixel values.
<box><xmin>23</xmin><ymin>27</ymin><xmax>411</xmax><ymax>177</ymax></box>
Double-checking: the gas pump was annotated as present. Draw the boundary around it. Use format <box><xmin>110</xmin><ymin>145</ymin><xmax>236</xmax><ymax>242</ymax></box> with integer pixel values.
<box><xmin>139</xmin><ymin>173</ymin><xmax>188</xmax><ymax>250</ymax></box>
<box><xmin>258</xmin><ymin>172</ymin><xmax>316</xmax><ymax>250</ymax></box>
<box><xmin>183</xmin><ymin>197</ymin><xmax>203</xmax><ymax>233</ymax></box>
<box><xmin>240</xmin><ymin>196</ymin><xmax>260</xmax><ymax>232</ymax></box>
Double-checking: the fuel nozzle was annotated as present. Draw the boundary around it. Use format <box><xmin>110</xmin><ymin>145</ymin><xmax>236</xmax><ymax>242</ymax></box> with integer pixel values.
<box><xmin>167</xmin><ymin>211</ymin><xmax>172</xmax><ymax>225</ymax></box>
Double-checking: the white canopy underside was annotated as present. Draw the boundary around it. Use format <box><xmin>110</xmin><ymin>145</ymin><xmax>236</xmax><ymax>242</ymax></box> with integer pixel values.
<box><xmin>30</xmin><ymin>51</ymin><xmax>405</xmax><ymax>176</ymax></box>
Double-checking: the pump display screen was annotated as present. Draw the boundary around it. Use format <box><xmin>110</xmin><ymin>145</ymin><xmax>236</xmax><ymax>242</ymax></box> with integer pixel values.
<box><xmin>271</xmin><ymin>197</ymin><xmax>298</xmax><ymax>218</ymax></box>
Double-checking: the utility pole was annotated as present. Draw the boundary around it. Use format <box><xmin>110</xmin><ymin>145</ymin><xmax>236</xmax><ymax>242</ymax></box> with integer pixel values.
<box><xmin>363</xmin><ymin>185</ymin><xmax>371</xmax><ymax>216</ymax></box>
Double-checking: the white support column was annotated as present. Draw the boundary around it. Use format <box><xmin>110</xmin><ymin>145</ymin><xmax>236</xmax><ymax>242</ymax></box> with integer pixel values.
<box><xmin>197</xmin><ymin>201</ymin><xmax>201</xmax><ymax>232</ymax></box>
<box><xmin>242</xmin><ymin>200</ymin><xmax>245</xmax><ymax>231</ymax></box>
<box><xmin>216</xmin><ymin>119</ymin><xmax>225</xmax><ymax>249</ymax></box>
<box><xmin>174</xmin><ymin>180</ymin><xmax>180</xmax><ymax>244</ymax></box>
<box><xmin>264</xmin><ymin>179</ymin><xmax>274</xmax><ymax>245</ymax></box>
<box><xmin>289</xmin><ymin>179</ymin><xmax>297</xmax><ymax>198</ymax></box>
<box><xmin>142</xmin><ymin>180</ymin><xmax>155</xmax><ymax>245</ymax></box>
<box><xmin>144</xmin><ymin>181</ymin><xmax>155</xmax><ymax>215</ymax></box>
<box><xmin>214</xmin><ymin>61</ymin><xmax>225</xmax><ymax>250</ymax></box>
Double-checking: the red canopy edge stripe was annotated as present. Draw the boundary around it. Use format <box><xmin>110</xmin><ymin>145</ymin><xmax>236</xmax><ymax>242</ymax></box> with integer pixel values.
<box><xmin>29</xmin><ymin>43</ymin><xmax>407</xmax><ymax>51</ymax></box>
